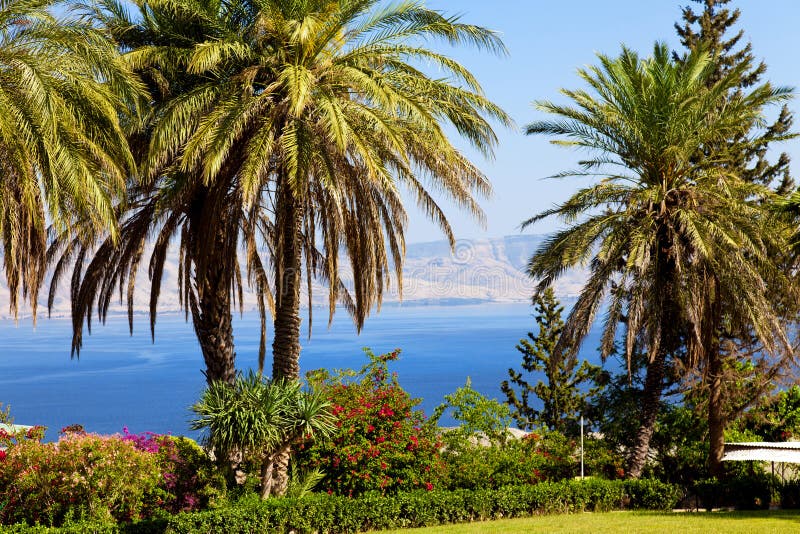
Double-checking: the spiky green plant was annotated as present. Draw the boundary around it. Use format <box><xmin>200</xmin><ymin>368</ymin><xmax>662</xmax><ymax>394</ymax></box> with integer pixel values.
<box><xmin>191</xmin><ymin>372</ymin><xmax>334</xmax><ymax>498</ymax></box>
<box><xmin>0</xmin><ymin>0</ymin><xmax>139</xmax><ymax>320</ymax></box>
<box><xmin>525</xmin><ymin>42</ymin><xmax>796</xmax><ymax>478</ymax></box>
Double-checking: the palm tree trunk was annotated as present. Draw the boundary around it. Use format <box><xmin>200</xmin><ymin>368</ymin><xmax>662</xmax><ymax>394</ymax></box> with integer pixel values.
<box><xmin>704</xmin><ymin>275</ymin><xmax>725</xmax><ymax>478</ymax></box>
<box><xmin>194</xmin><ymin>262</ymin><xmax>237</xmax><ymax>385</ymax></box>
<box><xmin>189</xmin><ymin>190</ymin><xmax>238</xmax><ymax>385</ymax></box>
<box><xmin>627</xmin><ymin>351</ymin><xmax>665</xmax><ymax>479</ymax></box>
<box><xmin>707</xmin><ymin>347</ymin><xmax>725</xmax><ymax>478</ymax></box>
<box><xmin>271</xmin><ymin>185</ymin><xmax>303</xmax><ymax>496</ymax></box>
<box><xmin>272</xmin><ymin>187</ymin><xmax>303</xmax><ymax>381</ymax></box>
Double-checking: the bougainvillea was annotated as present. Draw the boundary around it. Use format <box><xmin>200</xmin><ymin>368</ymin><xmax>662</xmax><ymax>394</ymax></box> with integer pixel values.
<box><xmin>0</xmin><ymin>425</ymin><xmax>225</xmax><ymax>527</ymax></box>
<box><xmin>0</xmin><ymin>431</ymin><xmax>161</xmax><ymax>526</ymax></box>
<box><xmin>121</xmin><ymin>428</ymin><xmax>225</xmax><ymax>512</ymax></box>
<box><xmin>297</xmin><ymin>349</ymin><xmax>444</xmax><ymax>497</ymax></box>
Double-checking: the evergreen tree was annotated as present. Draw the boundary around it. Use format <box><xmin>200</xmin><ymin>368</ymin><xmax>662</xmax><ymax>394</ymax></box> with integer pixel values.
<box><xmin>675</xmin><ymin>0</ymin><xmax>794</xmax><ymax>194</ymax></box>
<box><xmin>675</xmin><ymin>0</ymin><xmax>798</xmax><ymax>476</ymax></box>
<box><xmin>501</xmin><ymin>288</ymin><xmax>602</xmax><ymax>434</ymax></box>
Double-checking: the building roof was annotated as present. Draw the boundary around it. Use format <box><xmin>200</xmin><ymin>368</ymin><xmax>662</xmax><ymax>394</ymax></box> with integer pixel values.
<box><xmin>722</xmin><ymin>442</ymin><xmax>800</xmax><ymax>463</ymax></box>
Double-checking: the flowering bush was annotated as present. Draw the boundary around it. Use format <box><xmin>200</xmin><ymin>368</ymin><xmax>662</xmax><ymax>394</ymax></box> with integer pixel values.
<box><xmin>121</xmin><ymin>428</ymin><xmax>226</xmax><ymax>512</ymax></box>
<box><xmin>0</xmin><ymin>425</ymin><xmax>46</xmax><ymax>448</ymax></box>
<box><xmin>297</xmin><ymin>349</ymin><xmax>444</xmax><ymax>496</ymax></box>
<box><xmin>0</xmin><ymin>431</ymin><xmax>161</xmax><ymax>526</ymax></box>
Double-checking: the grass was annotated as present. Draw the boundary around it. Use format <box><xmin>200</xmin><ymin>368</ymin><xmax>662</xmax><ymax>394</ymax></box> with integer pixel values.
<box><xmin>381</xmin><ymin>510</ymin><xmax>800</xmax><ymax>533</ymax></box>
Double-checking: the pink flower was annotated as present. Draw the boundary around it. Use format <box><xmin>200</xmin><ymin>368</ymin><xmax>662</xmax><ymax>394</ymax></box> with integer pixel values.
<box><xmin>0</xmin><ymin>450</ymin><xmax>6</xmax><ymax>461</ymax></box>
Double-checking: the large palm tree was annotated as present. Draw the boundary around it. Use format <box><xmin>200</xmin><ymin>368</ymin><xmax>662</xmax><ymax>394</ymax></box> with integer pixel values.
<box><xmin>50</xmin><ymin>0</ymin><xmax>258</xmax><ymax>384</ymax></box>
<box><xmin>524</xmin><ymin>42</ymin><xmax>795</xmax><ymax>478</ymax></box>
<box><xmin>198</xmin><ymin>0</ymin><xmax>511</xmax><ymax>381</ymax></box>
<box><xmin>55</xmin><ymin>0</ymin><xmax>509</xmax><ymax>390</ymax></box>
<box><xmin>0</xmin><ymin>0</ymin><xmax>138</xmax><ymax>320</ymax></box>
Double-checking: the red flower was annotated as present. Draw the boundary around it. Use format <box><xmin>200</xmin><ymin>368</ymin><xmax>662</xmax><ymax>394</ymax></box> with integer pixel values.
<box><xmin>0</xmin><ymin>450</ymin><xmax>6</xmax><ymax>461</ymax></box>
<box><xmin>425</xmin><ymin>482</ymin><xmax>433</xmax><ymax>491</ymax></box>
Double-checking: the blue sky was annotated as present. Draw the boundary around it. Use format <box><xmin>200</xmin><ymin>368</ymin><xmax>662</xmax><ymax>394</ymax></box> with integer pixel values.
<box><xmin>403</xmin><ymin>0</ymin><xmax>800</xmax><ymax>244</ymax></box>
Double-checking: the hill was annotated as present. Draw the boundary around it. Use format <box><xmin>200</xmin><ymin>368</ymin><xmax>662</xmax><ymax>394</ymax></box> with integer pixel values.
<box><xmin>0</xmin><ymin>235</ymin><xmax>588</xmax><ymax>319</ymax></box>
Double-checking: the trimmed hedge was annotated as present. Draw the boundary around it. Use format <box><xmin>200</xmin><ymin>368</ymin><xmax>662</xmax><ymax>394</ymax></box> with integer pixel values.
<box><xmin>4</xmin><ymin>479</ymin><xmax>680</xmax><ymax>533</ymax></box>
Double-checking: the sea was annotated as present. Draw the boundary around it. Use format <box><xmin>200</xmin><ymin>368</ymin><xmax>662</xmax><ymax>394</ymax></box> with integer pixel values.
<box><xmin>0</xmin><ymin>303</ymin><xmax>605</xmax><ymax>441</ymax></box>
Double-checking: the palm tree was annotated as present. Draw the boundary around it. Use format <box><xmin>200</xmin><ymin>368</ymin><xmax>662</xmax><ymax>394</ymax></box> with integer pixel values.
<box><xmin>54</xmin><ymin>0</ymin><xmax>509</xmax><ymax>390</ymax></box>
<box><xmin>0</xmin><ymin>0</ymin><xmax>138</xmax><ymax>320</ymax></box>
<box><xmin>50</xmin><ymin>0</ymin><xmax>261</xmax><ymax>384</ymax></box>
<box><xmin>158</xmin><ymin>0</ymin><xmax>511</xmax><ymax>382</ymax></box>
<box><xmin>524</xmin><ymin>42</ymin><xmax>795</xmax><ymax>478</ymax></box>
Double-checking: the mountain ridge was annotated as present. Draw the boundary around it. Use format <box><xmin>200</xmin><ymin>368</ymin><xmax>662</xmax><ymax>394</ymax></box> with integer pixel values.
<box><xmin>0</xmin><ymin>234</ymin><xmax>588</xmax><ymax>319</ymax></box>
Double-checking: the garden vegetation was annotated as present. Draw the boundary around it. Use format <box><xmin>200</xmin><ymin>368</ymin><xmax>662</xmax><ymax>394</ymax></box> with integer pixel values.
<box><xmin>3</xmin><ymin>0</ymin><xmax>800</xmax><ymax>532</ymax></box>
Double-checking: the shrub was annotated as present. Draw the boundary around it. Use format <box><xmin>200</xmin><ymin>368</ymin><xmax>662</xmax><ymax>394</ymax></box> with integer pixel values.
<box><xmin>0</xmin><ymin>479</ymin><xmax>681</xmax><ymax>532</ymax></box>
<box><xmin>694</xmin><ymin>472</ymin><xmax>777</xmax><ymax>510</ymax></box>
<box><xmin>431</xmin><ymin>377</ymin><xmax>512</xmax><ymax>445</ymax></box>
<box><xmin>298</xmin><ymin>349</ymin><xmax>444</xmax><ymax>496</ymax></box>
<box><xmin>121</xmin><ymin>429</ymin><xmax>226</xmax><ymax>512</ymax></box>
<box><xmin>780</xmin><ymin>478</ymin><xmax>800</xmax><ymax>509</ymax></box>
<box><xmin>440</xmin><ymin>429</ymin><xmax>580</xmax><ymax>490</ymax></box>
<box><xmin>0</xmin><ymin>432</ymin><xmax>161</xmax><ymax>526</ymax></box>
<box><xmin>140</xmin><ymin>478</ymin><xmax>680</xmax><ymax>533</ymax></box>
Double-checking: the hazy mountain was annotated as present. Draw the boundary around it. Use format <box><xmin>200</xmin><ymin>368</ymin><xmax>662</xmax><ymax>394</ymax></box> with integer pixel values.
<box><xmin>0</xmin><ymin>235</ymin><xmax>588</xmax><ymax>319</ymax></box>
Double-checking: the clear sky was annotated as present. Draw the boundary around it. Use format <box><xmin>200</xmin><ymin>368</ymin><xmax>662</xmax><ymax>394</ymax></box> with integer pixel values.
<box><xmin>403</xmin><ymin>0</ymin><xmax>800</xmax><ymax>244</ymax></box>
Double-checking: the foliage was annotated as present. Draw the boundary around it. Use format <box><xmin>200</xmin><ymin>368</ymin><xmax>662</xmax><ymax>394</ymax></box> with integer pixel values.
<box><xmin>191</xmin><ymin>373</ymin><xmax>334</xmax><ymax>497</ymax></box>
<box><xmin>440</xmin><ymin>428</ymin><xmax>625</xmax><ymax>492</ymax></box>
<box><xmin>779</xmin><ymin>479</ymin><xmax>800</xmax><ymax>509</ymax></box>
<box><xmin>525</xmin><ymin>41</ymin><xmax>795</xmax><ymax>476</ymax></box>
<box><xmin>0</xmin><ymin>432</ymin><xmax>161</xmax><ymax>526</ymax></box>
<box><xmin>735</xmin><ymin>385</ymin><xmax>800</xmax><ymax>441</ymax></box>
<box><xmin>0</xmin><ymin>403</ymin><xmax>11</xmax><ymax>425</ymax></box>
<box><xmin>694</xmin><ymin>472</ymin><xmax>778</xmax><ymax>510</ymax></box>
<box><xmin>675</xmin><ymin>0</ymin><xmax>793</xmax><ymax>193</ymax></box>
<box><xmin>120</xmin><ymin>429</ymin><xmax>226</xmax><ymax>512</ymax></box>
<box><xmin>0</xmin><ymin>0</ymin><xmax>140</xmax><ymax>320</ymax></box>
<box><xmin>441</xmin><ymin>430</ymin><xmax>576</xmax><ymax>490</ymax></box>
<box><xmin>119</xmin><ymin>479</ymin><xmax>680</xmax><ymax>533</ymax></box>
<box><xmin>674</xmin><ymin>0</ymin><xmax>799</xmax><ymax>477</ymax></box>
<box><xmin>298</xmin><ymin>349</ymin><xmax>443</xmax><ymax>496</ymax></box>
<box><xmin>585</xmin><ymin>352</ymin><xmax>705</xmax><ymax>484</ymax></box>
<box><xmin>501</xmin><ymin>288</ymin><xmax>605</xmax><ymax>433</ymax></box>
<box><xmin>432</xmin><ymin>377</ymin><xmax>512</xmax><ymax>445</ymax></box>
<box><xmin>643</xmin><ymin>406</ymin><xmax>709</xmax><ymax>485</ymax></box>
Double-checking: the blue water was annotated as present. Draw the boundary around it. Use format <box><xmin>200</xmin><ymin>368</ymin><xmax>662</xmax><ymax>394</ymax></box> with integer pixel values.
<box><xmin>0</xmin><ymin>304</ymin><xmax>604</xmax><ymax>440</ymax></box>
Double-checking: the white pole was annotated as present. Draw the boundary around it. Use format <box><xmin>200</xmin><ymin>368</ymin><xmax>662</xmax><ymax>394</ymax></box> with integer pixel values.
<box><xmin>580</xmin><ymin>415</ymin><xmax>585</xmax><ymax>480</ymax></box>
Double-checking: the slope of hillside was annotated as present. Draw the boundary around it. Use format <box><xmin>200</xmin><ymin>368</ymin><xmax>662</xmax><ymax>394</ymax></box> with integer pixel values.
<box><xmin>0</xmin><ymin>235</ymin><xmax>588</xmax><ymax>319</ymax></box>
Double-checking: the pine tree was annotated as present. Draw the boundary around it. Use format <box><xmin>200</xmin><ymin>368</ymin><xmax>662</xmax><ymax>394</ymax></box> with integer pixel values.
<box><xmin>675</xmin><ymin>0</ymin><xmax>797</xmax><ymax>476</ymax></box>
<box><xmin>501</xmin><ymin>288</ymin><xmax>603</xmax><ymax>434</ymax></box>
<box><xmin>675</xmin><ymin>0</ymin><xmax>794</xmax><ymax>194</ymax></box>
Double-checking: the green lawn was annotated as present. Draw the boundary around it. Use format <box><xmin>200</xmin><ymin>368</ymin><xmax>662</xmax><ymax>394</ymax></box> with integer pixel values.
<box><xmin>381</xmin><ymin>510</ymin><xmax>800</xmax><ymax>533</ymax></box>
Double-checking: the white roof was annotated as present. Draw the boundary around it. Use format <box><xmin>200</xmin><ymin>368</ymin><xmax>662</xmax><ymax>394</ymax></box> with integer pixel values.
<box><xmin>0</xmin><ymin>423</ymin><xmax>32</xmax><ymax>433</ymax></box>
<box><xmin>722</xmin><ymin>442</ymin><xmax>800</xmax><ymax>463</ymax></box>
<box><xmin>0</xmin><ymin>423</ymin><xmax>34</xmax><ymax>451</ymax></box>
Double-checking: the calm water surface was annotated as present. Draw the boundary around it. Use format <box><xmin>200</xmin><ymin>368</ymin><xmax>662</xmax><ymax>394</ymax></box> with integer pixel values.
<box><xmin>0</xmin><ymin>303</ymin><xmax>603</xmax><ymax>440</ymax></box>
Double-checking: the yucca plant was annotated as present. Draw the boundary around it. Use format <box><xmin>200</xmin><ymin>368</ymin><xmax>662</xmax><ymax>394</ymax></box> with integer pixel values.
<box><xmin>525</xmin><ymin>42</ymin><xmax>796</xmax><ymax>478</ymax></box>
<box><xmin>191</xmin><ymin>372</ymin><xmax>335</xmax><ymax>498</ymax></box>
